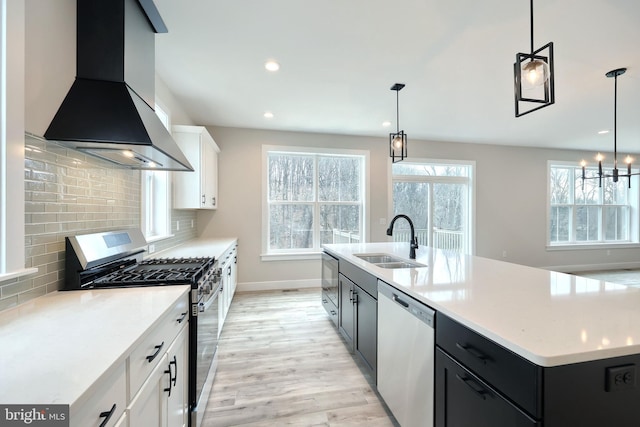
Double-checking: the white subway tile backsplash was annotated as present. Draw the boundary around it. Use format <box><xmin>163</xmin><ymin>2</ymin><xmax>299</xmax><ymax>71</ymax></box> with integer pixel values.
<box><xmin>0</xmin><ymin>137</ymin><xmax>197</xmax><ymax>309</ymax></box>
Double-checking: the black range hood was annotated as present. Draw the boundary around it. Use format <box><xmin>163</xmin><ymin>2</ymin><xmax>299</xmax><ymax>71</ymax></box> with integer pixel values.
<box><xmin>44</xmin><ymin>0</ymin><xmax>193</xmax><ymax>171</ymax></box>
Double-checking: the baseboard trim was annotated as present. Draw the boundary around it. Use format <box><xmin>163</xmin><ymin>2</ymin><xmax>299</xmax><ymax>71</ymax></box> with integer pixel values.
<box><xmin>237</xmin><ymin>278</ymin><xmax>321</xmax><ymax>292</ymax></box>
<box><xmin>540</xmin><ymin>261</ymin><xmax>640</xmax><ymax>273</ymax></box>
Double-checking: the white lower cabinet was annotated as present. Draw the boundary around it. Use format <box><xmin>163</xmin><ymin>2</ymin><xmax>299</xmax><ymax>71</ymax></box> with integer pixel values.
<box><xmin>69</xmin><ymin>292</ymin><xmax>189</xmax><ymax>427</ymax></box>
<box><xmin>167</xmin><ymin>326</ymin><xmax>189</xmax><ymax>427</ymax></box>
<box><xmin>70</xmin><ymin>362</ymin><xmax>127</xmax><ymax>427</ymax></box>
<box><xmin>128</xmin><ymin>353</ymin><xmax>169</xmax><ymax>427</ymax></box>
<box><xmin>127</xmin><ymin>299</ymin><xmax>190</xmax><ymax>427</ymax></box>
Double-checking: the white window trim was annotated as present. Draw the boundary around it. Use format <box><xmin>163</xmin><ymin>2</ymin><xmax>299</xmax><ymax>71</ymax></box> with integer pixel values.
<box><xmin>387</xmin><ymin>157</ymin><xmax>476</xmax><ymax>255</ymax></box>
<box><xmin>140</xmin><ymin>100</ymin><xmax>173</xmax><ymax>242</ymax></box>
<box><xmin>261</xmin><ymin>145</ymin><xmax>370</xmax><ymax>261</ymax></box>
<box><xmin>546</xmin><ymin>160</ymin><xmax>640</xmax><ymax>250</ymax></box>
<box><xmin>0</xmin><ymin>0</ymin><xmax>37</xmax><ymax>280</ymax></box>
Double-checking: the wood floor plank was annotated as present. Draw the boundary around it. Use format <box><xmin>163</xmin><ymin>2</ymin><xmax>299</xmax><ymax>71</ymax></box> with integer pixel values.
<box><xmin>202</xmin><ymin>288</ymin><xmax>396</xmax><ymax>427</ymax></box>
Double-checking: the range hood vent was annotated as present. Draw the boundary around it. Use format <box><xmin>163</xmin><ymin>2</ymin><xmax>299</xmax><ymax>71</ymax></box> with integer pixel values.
<box><xmin>44</xmin><ymin>0</ymin><xmax>193</xmax><ymax>172</ymax></box>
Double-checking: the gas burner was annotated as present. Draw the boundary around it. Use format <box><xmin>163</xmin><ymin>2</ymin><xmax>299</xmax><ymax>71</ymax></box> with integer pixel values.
<box><xmin>92</xmin><ymin>256</ymin><xmax>215</xmax><ymax>288</ymax></box>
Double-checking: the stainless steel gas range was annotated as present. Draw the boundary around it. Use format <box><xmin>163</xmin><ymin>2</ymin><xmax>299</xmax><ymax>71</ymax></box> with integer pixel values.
<box><xmin>64</xmin><ymin>228</ymin><xmax>220</xmax><ymax>427</ymax></box>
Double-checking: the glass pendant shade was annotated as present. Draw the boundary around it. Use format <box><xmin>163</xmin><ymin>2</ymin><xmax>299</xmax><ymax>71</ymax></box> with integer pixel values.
<box><xmin>521</xmin><ymin>58</ymin><xmax>549</xmax><ymax>89</ymax></box>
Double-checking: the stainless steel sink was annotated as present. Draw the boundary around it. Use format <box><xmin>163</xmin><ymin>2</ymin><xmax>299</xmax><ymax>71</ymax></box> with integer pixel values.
<box><xmin>354</xmin><ymin>253</ymin><xmax>426</xmax><ymax>269</ymax></box>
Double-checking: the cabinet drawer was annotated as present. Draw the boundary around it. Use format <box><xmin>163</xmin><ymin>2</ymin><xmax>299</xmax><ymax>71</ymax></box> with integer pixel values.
<box><xmin>340</xmin><ymin>260</ymin><xmax>377</xmax><ymax>299</ymax></box>
<box><xmin>129</xmin><ymin>294</ymin><xmax>189</xmax><ymax>397</ymax></box>
<box><xmin>321</xmin><ymin>291</ymin><xmax>338</xmax><ymax>327</ymax></box>
<box><xmin>71</xmin><ymin>362</ymin><xmax>126</xmax><ymax>427</ymax></box>
<box><xmin>435</xmin><ymin>348</ymin><xmax>540</xmax><ymax>427</ymax></box>
<box><xmin>436</xmin><ymin>313</ymin><xmax>542</xmax><ymax>418</ymax></box>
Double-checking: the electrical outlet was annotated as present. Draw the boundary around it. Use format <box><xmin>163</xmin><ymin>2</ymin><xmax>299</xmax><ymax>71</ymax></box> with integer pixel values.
<box><xmin>191</xmin><ymin>219</ymin><xmax>194</xmax><ymax>228</ymax></box>
<box><xmin>606</xmin><ymin>364</ymin><xmax>636</xmax><ymax>392</ymax></box>
<box><xmin>148</xmin><ymin>244</ymin><xmax>155</xmax><ymax>254</ymax></box>
<box><xmin>502</xmin><ymin>250</ymin><xmax>507</xmax><ymax>258</ymax></box>
<box><xmin>176</xmin><ymin>221</ymin><xmax>180</xmax><ymax>231</ymax></box>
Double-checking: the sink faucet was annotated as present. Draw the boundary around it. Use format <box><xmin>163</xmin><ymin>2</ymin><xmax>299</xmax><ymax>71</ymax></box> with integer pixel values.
<box><xmin>386</xmin><ymin>214</ymin><xmax>419</xmax><ymax>259</ymax></box>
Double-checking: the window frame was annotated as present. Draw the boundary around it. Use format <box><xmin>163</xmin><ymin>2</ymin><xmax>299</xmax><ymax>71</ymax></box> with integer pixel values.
<box><xmin>140</xmin><ymin>101</ymin><xmax>172</xmax><ymax>243</ymax></box>
<box><xmin>261</xmin><ymin>145</ymin><xmax>369</xmax><ymax>261</ymax></box>
<box><xmin>0</xmin><ymin>0</ymin><xmax>36</xmax><ymax>280</ymax></box>
<box><xmin>547</xmin><ymin>161</ymin><xmax>640</xmax><ymax>249</ymax></box>
<box><xmin>389</xmin><ymin>158</ymin><xmax>476</xmax><ymax>255</ymax></box>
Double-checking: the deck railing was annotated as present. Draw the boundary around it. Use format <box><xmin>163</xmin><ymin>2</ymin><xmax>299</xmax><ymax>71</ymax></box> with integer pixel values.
<box><xmin>332</xmin><ymin>228</ymin><xmax>464</xmax><ymax>252</ymax></box>
<box><xmin>331</xmin><ymin>229</ymin><xmax>361</xmax><ymax>243</ymax></box>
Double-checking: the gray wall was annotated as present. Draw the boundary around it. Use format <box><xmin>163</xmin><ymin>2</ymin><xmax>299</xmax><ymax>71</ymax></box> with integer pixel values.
<box><xmin>199</xmin><ymin>126</ymin><xmax>640</xmax><ymax>289</ymax></box>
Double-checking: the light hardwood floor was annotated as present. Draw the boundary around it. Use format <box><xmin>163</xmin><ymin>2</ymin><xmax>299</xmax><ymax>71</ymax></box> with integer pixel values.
<box><xmin>202</xmin><ymin>288</ymin><xmax>396</xmax><ymax>427</ymax></box>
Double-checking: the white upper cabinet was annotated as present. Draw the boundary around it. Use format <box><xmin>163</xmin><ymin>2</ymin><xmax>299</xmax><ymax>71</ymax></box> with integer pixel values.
<box><xmin>172</xmin><ymin>125</ymin><xmax>220</xmax><ymax>209</ymax></box>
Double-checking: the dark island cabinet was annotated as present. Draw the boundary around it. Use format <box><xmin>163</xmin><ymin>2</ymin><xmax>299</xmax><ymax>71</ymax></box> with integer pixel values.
<box><xmin>436</xmin><ymin>312</ymin><xmax>640</xmax><ymax>427</ymax></box>
<box><xmin>337</xmin><ymin>260</ymin><xmax>378</xmax><ymax>384</ymax></box>
<box><xmin>436</xmin><ymin>348</ymin><xmax>540</xmax><ymax>427</ymax></box>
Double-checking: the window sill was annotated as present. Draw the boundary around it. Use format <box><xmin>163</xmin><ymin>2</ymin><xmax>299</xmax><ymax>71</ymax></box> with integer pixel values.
<box><xmin>261</xmin><ymin>252</ymin><xmax>322</xmax><ymax>262</ymax></box>
<box><xmin>547</xmin><ymin>242</ymin><xmax>640</xmax><ymax>251</ymax></box>
<box><xmin>145</xmin><ymin>234</ymin><xmax>175</xmax><ymax>244</ymax></box>
<box><xmin>0</xmin><ymin>267</ymin><xmax>39</xmax><ymax>283</ymax></box>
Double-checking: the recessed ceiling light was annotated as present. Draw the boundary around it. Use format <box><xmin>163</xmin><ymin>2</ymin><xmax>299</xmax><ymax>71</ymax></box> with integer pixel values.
<box><xmin>382</xmin><ymin>121</ymin><xmax>391</xmax><ymax>127</ymax></box>
<box><xmin>264</xmin><ymin>111</ymin><xmax>274</xmax><ymax>119</ymax></box>
<box><xmin>598</xmin><ymin>129</ymin><xmax>610</xmax><ymax>135</ymax></box>
<box><xmin>265</xmin><ymin>60</ymin><xmax>280</xmax><ymax>72</ymax></box>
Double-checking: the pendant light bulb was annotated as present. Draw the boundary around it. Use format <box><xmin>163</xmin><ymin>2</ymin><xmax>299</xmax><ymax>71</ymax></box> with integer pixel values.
<box><xmin>392</xmin><ymin>135</ymin><xmax>404</xmax><ymax>150</ymax></box>
<box><xmin>521</xmin><ymin>59</ymin><xmax>549</xmax><ymax>89</ymax></box>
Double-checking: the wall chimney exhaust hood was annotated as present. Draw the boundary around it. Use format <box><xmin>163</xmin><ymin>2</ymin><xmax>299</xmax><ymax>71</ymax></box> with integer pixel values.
<box><xmin>44</xmin><ymin>0</ymin><xmax>193</xmax><ymax>172</ymax></box>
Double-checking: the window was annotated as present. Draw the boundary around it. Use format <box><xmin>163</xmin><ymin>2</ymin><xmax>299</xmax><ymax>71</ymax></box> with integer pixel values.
<box><xmin>391</xmin><ymin>160</ymin><xmax>474</xmax><ymax>254</ymax></box>
<box><xmin>141</xmin><ymin>102</ymin><xmax>171</xmax><ymax>241</ymax></box>
<box><xmin>263</xmin><ymin>146</ymin><xmax>368</xmax><ymax>258</ymax></box>
<box><xmin>548</xmin><ymin>162</ymin><xmax>638</xmax><ymax>246</ymax></box>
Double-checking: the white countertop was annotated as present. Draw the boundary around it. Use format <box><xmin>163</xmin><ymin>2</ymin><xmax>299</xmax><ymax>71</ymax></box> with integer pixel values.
<box><xmin>324</xmin><ymin>242</ymin><xmax>640</xmax><ymax>367</ymax></box>
<box><xmin>150</xmin><ymin>237</ymin><xmax>237</xmax><ymax>260</ymax></box>
<box><xmin>0</xmin><ymin>285</ymin><xmax>190</xmax><ymax>405</ymax></box>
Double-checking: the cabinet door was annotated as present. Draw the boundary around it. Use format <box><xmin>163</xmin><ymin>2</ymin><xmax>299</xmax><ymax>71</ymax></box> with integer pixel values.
<box><xmin>338</xmin><ymin>274</ymin><xmax>355</xmax><ymax>350</ymax></box>
<box><xmin>129</xmin><ymin>354</ymin><xmax>170</xmax><ymax>427</ymax></box>
<box><xmin>435</xmin><ymin>348</ymin><xmax>540</xmax><ymax>427</ymax></box>
<box><xmin>355</xmin><ymin>285</ymin><xmax>377</xmax><ymax>382</ymax></box>
<box><xmin>167</xmin><ymin>326</ymin><xmax>189</xmax><ymax>427</ymax></box>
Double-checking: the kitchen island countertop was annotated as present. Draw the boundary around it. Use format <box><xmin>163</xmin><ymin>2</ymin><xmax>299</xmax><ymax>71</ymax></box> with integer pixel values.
<box><xmin>324</xmin><ymin>242</ymin><xmax>640</xmax><ymax>367</ymax></box>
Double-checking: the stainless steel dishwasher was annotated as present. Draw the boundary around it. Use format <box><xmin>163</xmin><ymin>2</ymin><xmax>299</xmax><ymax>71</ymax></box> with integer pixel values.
<box><xmin>377</xmin><ymin>279</ymin><xmax>435</xmax><ymax>427</ymax></box>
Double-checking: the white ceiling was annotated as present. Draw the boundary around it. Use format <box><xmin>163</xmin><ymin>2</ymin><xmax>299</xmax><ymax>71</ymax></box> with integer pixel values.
<box><xmin>154</xmin><ymin>0</ymin><xmax>640</xmax><ymax>153</ymax></box>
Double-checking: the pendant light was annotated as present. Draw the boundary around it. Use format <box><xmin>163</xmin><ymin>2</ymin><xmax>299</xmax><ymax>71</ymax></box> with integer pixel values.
<box><xmin>581</xmin><ymin>68</ymin><xmax>638</xmax><ymax>188</ymax></box>
<box><xmin>390</xmin><ymin>83</ymin><xmax>407</xmax><ymax>163</ymax></box>
<box><xmin>514</xmin><ymin>0</ymin><xmax>555</xmax><ymax>117</ymax></box>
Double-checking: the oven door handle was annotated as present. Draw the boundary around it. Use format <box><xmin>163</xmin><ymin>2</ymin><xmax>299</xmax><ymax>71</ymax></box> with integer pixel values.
<box><xmin>199</xmin><ymin>286</ymin><xmax>220</xmax><ymax>312</ymax></box>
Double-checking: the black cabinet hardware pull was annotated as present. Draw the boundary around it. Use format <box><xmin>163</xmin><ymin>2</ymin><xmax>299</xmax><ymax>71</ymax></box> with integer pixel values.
<box><xmin>392</xmin><ymin>294</ymin><xmax>409</xmax><ymax>308</ymax></box>
<box><xmin>169</xmin><ymin>355</ymin><xmax>178</xmax><ymax>386</ymax></box>
<box><xmin>176</xmin><ymin>312</ymin><xmax>188</xmax><ymax>324</ymax></box>
<box><xmin>164</xmin><ymin>368</ymin><xmax>173</xmax><ymax>397</ymax></box>
<box><xmin>456</xmin><ymin>374</ymin><xmax>488</xmax><ymax>400</ymax></box>
<box><xmin>456</xmin><ymin>342</ymin><xmax>489</xmax><ymax>364</ymax></box>
<box><xmin>146</xmin><ymin>341</ymin><xmax>165</xmax><ymax>363</ymax></box>
<box><xmin>98</xmin><ymin>403</ymin><xmax>116</xmax><ymax>427</ymax></box>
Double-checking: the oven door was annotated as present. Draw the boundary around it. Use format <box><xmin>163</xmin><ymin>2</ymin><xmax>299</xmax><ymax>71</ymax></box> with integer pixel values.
<box><xmin>192</xmin><ymin>283</ymin><xmax>220</xmax><ymax>426</ymax></box>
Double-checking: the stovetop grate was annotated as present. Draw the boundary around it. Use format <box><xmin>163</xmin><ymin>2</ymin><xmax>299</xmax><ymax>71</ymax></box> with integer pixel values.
<box><xmin>92</xmin><ymin>257</ymin><xmax>215</xmax><ymax>287</ymax></box>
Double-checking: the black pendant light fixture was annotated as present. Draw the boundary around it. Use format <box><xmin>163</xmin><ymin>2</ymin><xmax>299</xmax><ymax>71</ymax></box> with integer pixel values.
<box><xmin>390</xmin><ymin>83</ymin><xmax>407</xmax><ymax>163</ymax></box>
<box><xmin>581</xmin><ymin>67</ymin><xmax>638</xmax><ymax>188</ymax></box>
<box><xmin>514</xmin><ymin>0</ymin><xmax>555</xmax><ymax>117</ymax></box>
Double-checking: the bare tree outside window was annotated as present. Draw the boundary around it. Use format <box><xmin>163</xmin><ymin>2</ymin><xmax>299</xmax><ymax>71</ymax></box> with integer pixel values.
<box><xmin>549</xmin><ymin>164</ymin><xmax>631</xmax><ymax>244</ymax></box>
<box><xmin>392</xmin><ymin>162</ymin><xmax>472</xmax><ymax>253</ymax></box>
<box><xmin>267</xmin><ymin>151</ymin><xmax>364</xmax><ymax>253</ymax></box>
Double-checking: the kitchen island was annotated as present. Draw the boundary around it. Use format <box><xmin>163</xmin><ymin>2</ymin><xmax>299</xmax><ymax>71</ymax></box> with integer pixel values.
<box><xmin>324</xmin><ymin>242</ymin><xmax>640</xmax><ymax>427</ymax></box>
